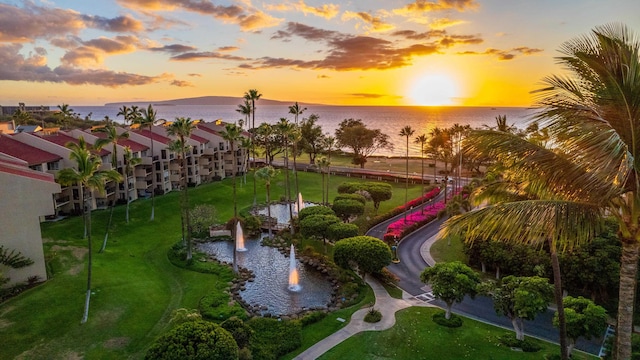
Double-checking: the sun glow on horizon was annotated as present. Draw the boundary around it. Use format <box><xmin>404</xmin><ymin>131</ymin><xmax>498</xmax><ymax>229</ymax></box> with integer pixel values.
<box><xmin>408</xmin><ymin>74</ymin><xmax>459</xmax><ymax>106</ymax></box>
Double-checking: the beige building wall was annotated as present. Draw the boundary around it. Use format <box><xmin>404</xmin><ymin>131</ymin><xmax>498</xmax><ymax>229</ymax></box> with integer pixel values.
<box><xmin>0</xmin><ymin>158</ymin><xmax>60</xmax><ymax>286</ymax></box>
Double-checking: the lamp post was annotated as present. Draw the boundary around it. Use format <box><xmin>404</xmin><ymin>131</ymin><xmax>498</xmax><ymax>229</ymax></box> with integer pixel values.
<box><xmin>391</xmin><ymin>236</ymin><xmax>400</xmax><ymax>263</ymax></box>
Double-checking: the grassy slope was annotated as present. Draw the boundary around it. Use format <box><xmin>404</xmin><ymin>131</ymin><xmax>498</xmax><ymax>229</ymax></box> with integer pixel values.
<box><xmin>319</xmin><ymin>307</ymin><xmax>597</xmax><ymax>360</ymax></box>
<box><xmin>0</xmin><ymin>171</ymin><xmax>418</xmax><ymax>359</ymax></box>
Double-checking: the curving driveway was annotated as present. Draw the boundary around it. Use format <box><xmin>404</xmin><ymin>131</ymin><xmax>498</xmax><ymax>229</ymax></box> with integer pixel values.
<box><xmin>366</xmin><ymin>195</ymin><xmax>603</xmax><ymax>356</ymax></box>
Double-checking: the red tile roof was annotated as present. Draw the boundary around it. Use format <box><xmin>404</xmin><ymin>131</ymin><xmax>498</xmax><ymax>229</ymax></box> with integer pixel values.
<box><xmin>196</xmin><ymin>124</ymin><xmax>222</xmax><ymax>136</ymax></box>
<box><xmin>0</xmin><ymin>134</ymin><xmax>62</xmax><ymax>166</ymax></box>
<box><xmin>0</xmin><ymin>156</ymin><xmax>56</xmax><ymax>183</ymax></box>
<box><xmin>92</xmin><ymin>131</ymin><xmax>148</xmax><ymax>152</ymax></box>
<box><xmin>38</xmin><ymin>132</ymin><xmax>111</xmax><ymax>156</ymax></box>
<box><xmin>136</xmin><ymin>129</ymin><xmax>173</xmax><ymax>145</ymax></box>
<box><xmin>190</xmin><ymin>134</ymin><xmax>208</xmax><ymax>144</ymax></box>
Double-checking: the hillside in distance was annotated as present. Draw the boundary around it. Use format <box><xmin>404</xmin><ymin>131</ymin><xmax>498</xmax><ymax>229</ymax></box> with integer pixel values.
<box><xmin>105</xmin><ymin>96</ymin><xmax>325</xmax><ymax>107</ymax></box>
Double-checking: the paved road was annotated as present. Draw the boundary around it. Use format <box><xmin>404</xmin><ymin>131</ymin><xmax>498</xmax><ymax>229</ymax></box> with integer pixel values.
<box><xmin>366</xmin><ymin>197</ymin><xmax>604</xmax><ymax>356</ymax></box>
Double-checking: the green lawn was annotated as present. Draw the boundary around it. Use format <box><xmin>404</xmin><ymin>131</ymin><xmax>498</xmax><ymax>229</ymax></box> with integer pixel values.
<box><xmin>319</xmin><ymin>307</ymin><xmax>598</xmax><ymax>360</ymax></box>
<box><xmin>0</xmin><ymin>170</ymin><xmax>419</xmax><ymax>359</ymax></box>
<box><xmin>430</xmin><ymin>233</ymin><xmax>467</xmax><ymax>263</ymax></box>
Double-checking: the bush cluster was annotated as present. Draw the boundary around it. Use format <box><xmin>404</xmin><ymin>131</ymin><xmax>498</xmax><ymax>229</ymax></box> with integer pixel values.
<box><xmin>364</xmin><ymin>308</ymin><xmax>382</xmax><ymax>323</ymax></box>
<box><xmin>383</xmin><ymin>201</ymin><xmax>446</xmax><ymax>244</ymax></box>
<box><xmin>368</xmin><ymin>187</ymin><xmax>441</xmax><ymax>229</ymax></box>
<box><xmin>498</xmin><ymin>334</ymin><xmax>542</xmax><ymax>352</ymax></box>
<box><xmin>432</xmin><ymin>311</ymin><xmax>463</xmax><ymax>328</ymax></box>
<box><xmin>200</xmin><ymin>292</ymin><xmax>247</xmax><ymax>322</ymax></box>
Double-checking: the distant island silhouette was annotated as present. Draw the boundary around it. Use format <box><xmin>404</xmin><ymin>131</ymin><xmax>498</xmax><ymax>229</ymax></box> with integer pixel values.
<box><xmin>105</xmin><ymin>96</ymin><xmax>325</xmax><ymax>107</ymax></box>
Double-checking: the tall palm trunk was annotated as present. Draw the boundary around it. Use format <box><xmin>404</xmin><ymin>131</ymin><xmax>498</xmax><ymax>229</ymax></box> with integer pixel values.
<box><xmin>616</xmin><ymin>240</ymin><xmax>640</xmax><ymax>360</ymax></box>
<box><xmin>284</xmin><ymin>142</ymin><xmax>294</xmax><ymax>234</ymax></box>
<box><xmin>293</xmin><ymin>142</ymin><xmax>300</xmax><ymax>202</ymax></box>
<box><xmin>251</xmin><ymin>102</ymin><xmax>257</xmax><ymax>207</ymax></box>
<box><xmin>266</xmin><ymin>183</ymin><xmax>272</xmax><ymax>239</ymax></box>
<box><xmin>149</xmin><ymin>125</ymin><xmax>155</xmax><ymax>221</ymax></box>
<box><xmin>326</xmin><ymin>147</ymin><xmax>332</xmax><ymax>205</ymax></box>
<box><xmin>231</xmin><ymin>143</ymin><xmax>238</xmax><ymax>273</ymax></box>
<box><xmin>404</xmin><ymin>136</ymin><xmax>409</xmax><ymax>222</ymax></box>
<box><xmin>124</xmin><ymin>170</ymin><xmax>131</xmax><ymax>224</ymax></box>
<box><xmin>81</xmin><ymin>184</ymin><xmax>92</xmax><ymax>324</ymax></box>
<box><xmin>549</xmin><ymin>238</ymin><xmax>568</xmax><ymax>360</ymax></box>
<box><xmin>183</xmin><ymin>150</ymin><xmax>192</xmax><ymax>261</ymax></box>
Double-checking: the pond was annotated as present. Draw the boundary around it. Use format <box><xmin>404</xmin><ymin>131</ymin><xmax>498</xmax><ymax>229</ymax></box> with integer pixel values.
<box><xmin>197</xmin><ymin>235</ymin><xmax>333</xmax><ymax>317</ymax></box>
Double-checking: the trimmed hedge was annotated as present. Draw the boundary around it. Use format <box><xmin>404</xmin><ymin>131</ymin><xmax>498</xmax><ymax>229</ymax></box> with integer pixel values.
<box><xmin>145</xmin><ymin>321</ymin><xmax>239</xmax><ymax>360</ymax></box>
<box><xmin>297</xmin><ymin>205</ymin><xmax>335</xmax><ymax>221</ymax></box>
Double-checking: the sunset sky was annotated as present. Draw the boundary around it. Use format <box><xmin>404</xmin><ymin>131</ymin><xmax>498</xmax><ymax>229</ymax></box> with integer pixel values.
<box><xmin>1</xmin><ymin>0</ymin><xmax>638</xmax><ymax>107</ymax></box>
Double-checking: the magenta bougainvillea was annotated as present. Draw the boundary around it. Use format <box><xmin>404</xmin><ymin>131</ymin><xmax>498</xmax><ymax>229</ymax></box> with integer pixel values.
<box><xmin>383</xmin><ymin>201</ymin><xmax>445</xmax><ymax>244</ymax></box>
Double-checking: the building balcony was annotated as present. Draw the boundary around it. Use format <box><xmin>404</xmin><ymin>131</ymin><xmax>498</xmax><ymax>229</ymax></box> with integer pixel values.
<box><xmin>203</xmin><ymin>148</ymin><xmax>215</xmax><ymax>156</ymax></box>
<box><xmin>170</xmin><ymin>174</ymin><xmax>182</xmax><ymax>182</ymax></box>
<box><xmin>55</xmin><ymin>195</ymin><xmax>71</xmax><ymax>207</ymax></box>
<box><xmin>169</xmin><ymin>163</ymin><xmax>181</xmax><ymax>171</ymax></box>
<box><xmin>136</xmin><ymin>180</ymin><xmax>152</xmax><ymax>189</ymax></box>
<box><xmin>100</xmin><ymin>163</ymin><xmax>113</xmax><ymax>171</ymax></box>
<box><xmin>141</xmin><ymin>156</ymin><xmax>153</xmax><ymax>165</ymax></box>
<box><xmin>200</xmin><ymin>158</ymin><xmax>210</xmax><ymax>166</ymax></box>
<box><xmin>135</xmin><ymin>167</ymin><xmax>151</xmax><ymax>177</ymax></box>
<box><xmin>200</xmin><ymin>168</ymin><xmax>210</xmax><ymax>176</ymax></box>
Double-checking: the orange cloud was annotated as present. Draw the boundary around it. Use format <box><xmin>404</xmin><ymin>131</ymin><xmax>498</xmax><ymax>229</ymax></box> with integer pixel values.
<box><xmin>265</xmin><ymin>1</ymin><xmax>339</xmax><ymax>19</ymax></box>
<box><xmin>342</xmin><ymin>11</ymin><xmax>395</xmax><ymax>32</ymax></box>
<box><xmin>61</xmin><ymin>36</ymin><xmax>141</xmax><ymax>66</ymax></box>
<box><xmin>457</xmin><ymin>46</ymin><xmax>543</xmax><ymax>60</ymax></box>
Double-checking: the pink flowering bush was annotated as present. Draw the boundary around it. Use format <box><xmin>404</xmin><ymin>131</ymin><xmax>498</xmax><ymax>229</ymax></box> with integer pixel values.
<box><xmin>369</xmin><ymin>187</ymin><xmax>441</xmax><ymax>229</ymax></box>
<box><xmin>383</xmin><ymin>201</ymin><xmax>446</xmax><ymax>244</ymax></box>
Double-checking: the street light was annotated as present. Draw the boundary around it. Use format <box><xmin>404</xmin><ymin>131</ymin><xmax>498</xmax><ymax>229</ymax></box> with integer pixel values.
<box><xmin>391</xmin><ymin>236</ymin><xmax>400</xmax><ymax>263</ymax></box>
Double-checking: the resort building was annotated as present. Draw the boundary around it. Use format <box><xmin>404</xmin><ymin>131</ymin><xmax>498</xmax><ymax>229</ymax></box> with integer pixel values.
<box><xmin>0</xmin><ymin>154</ymin><xmax>60</xmax><ymax>285</ymax></box>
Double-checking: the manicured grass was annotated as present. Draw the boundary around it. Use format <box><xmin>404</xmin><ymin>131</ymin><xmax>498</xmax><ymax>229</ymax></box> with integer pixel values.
<box><xmin>0</xmin><ymin>171</ymin><xmax>419</xmax><ymax>359</ymax></box>
<box><xmin>318</xmin><ymin>307</ymin><xmax>598</xmax><ymax>360</ymax></box>
<box><xmin>430</xmin><ymin>233</ymin><xmax>467</xmax><ymax>263</ymax></box>
<box><xmin>380</xmin><ymin>282</ymin><xmax>404</xmax><ymax>299</ymax></box>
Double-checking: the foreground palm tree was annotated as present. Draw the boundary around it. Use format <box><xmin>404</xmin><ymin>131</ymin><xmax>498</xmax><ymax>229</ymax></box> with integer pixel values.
<box><xmin>414</xmin><ymin>133</ymin><xmax>428</xmax><ymax>204</ymax></box>
<box><xmin>399</xmin><ymin>126</ymin><xmax>415</xmax><ymax>222</ymax></box>
<box><xmin>255</xmin><ymin>166</ymin><xmax>279</xmax><ymax>239</ymax></box>
<box><xmin>122</xmin><ymin>146</ymin><xmax>141</xmax><ymax>224</ymax></box>
<box><xmin>167</xmin><ymin>117</ymin><xmax>197</xmax><ymax>260</ymax></box>
<box><xmin>443</xmin><ymin>23</ymin><xmax>640</xmax><ymax>359</ymax></box>
<box><xmin>277</xmin><ymin>118</ymin><xmax>295</xmax><ymax>234</ymax></box>
<box><xmin>133</xmin><ymin>105</ymin><xmax>161</xmax><ymax>220</ymax></box>
<box><xmin>94</xmin><ymin>123</ymin><xmax>129</xmax><ymax>252</ymax></box>
<box><xmin>221</xmin><ymin>123</ymin><xmax>243</xmax><ymax>273</ymax></box>
<box><xmin>244</xmin><ymin>89</ymin><xmax>262</xmax><ymax>206</ymax></box>
<box><xmin>317</xmin><ymin>157</ymin><xmax>330</xmax><ymax>205</ymax></box>
<box><xmin>57</xmin><ymin>137</ymin><xmax>121</xmax><ymax>324</ymax></box>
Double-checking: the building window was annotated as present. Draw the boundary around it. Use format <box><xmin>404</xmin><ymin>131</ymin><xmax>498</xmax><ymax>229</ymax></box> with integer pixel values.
<box><xmin>47</xmin><ymin>161</ymin><xmax>60</xmax><ymax>170</ymax></box>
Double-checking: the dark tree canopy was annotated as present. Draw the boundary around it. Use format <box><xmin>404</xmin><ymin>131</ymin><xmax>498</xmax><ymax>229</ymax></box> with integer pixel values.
<box><xmin>335</xmin><ymin>119</ymin><xmax>392</xmax><ymax>168</ymax></box>
<box><xmin>420</xmin><ymin>261</ymin><xmax>480</xmax><ymax>319</ymax></box>
<box><xmin>299</xmin><ymin>114</ymin><xmax>326</xmax><ymax>164</ymax></box>
<box><xmin>145</xmin><ymin>321</ymin><xmax>238</xmax><ymax>360</ymax></box>
<box><xmin>299</xmin><ymin>214</ymin><xmax>341</xmax><ymax>242</ymax></box>
<box><xmin>332</xmin><ymin>199</ymin><xmax>365</xmax><ymax>222</ymax></box>
<box><xmin>327</xmin><ymin>222</ymin><xmax>359</xmax><ymax>242</ymax></box>
<box><xmin>337</xmin><ymin>182</ymin><xmax>392</xmax><ymax>211</ymax></box>
<box><xmin>334</xmin><ymin>236</ymin><xmax>392</xmax><ymax>277</ymax></box>
<box><xmin>297</xmin><ymin>206</ymin><xmax>335</xmax><ymax>221</ymax></box>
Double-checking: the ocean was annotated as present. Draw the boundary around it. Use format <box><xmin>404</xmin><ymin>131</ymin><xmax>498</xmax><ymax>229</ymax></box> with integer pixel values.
<box><xmin>71</xmin><ymin>105</ymin><xmax>536</xmax><ymax>157</ymax></box>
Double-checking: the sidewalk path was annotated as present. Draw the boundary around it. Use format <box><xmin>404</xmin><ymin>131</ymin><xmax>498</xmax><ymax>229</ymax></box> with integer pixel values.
<box><xmin>293</xmin><ymin>277</ymin><xmax>429</xmax><ymax>360</ymax></box>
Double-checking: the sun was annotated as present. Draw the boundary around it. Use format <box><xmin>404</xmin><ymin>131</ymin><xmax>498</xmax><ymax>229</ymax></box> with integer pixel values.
<box><xmin>409</xmin><ymin>74</ymin><xmax>459</xmax><ymax>106</ymax></box>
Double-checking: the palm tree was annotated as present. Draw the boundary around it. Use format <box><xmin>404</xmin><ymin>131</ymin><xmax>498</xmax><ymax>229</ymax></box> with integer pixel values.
<box><xmin>414</xmin><ymin>133</ymin><xmax>428</xmax><ymax>204</ymax></box>
<box><xmin>244</xmin><ymin>89</ymin><xmax>262</xmax><ymax>206</ymax></box>
<box><xmin>399</xmin><ymin>126</ymin><xmax>415</xmax><ymax>222</ymax></box>
<box><xmin>317</xmin><ymin>157</ymin><xmax>330</xmax><ymax>205</ymax></box>
<box><xmin>167</xmin><ymin>117</ymin><xmax>197</xmax><ymax>261</ymax></box>
<box><xmin>122</xmin><ymin>146</ymin><xmax>141</xmax><ymax>224</ymax></box>
<box><xmin>221</xmin><ymin>123</ymin><xmax>243</xmax><ymax>273</ymax></box>
<box><xmin>240</xmin><ymin>136</ymin><xmax>252</xmax><ymax>186</ymax></box>
<box><xmin>236</xmin><ymin>99</ymin><xmax>252</xmax><ymax>130</ymax></box>
<box><xmin>117</xmin><ymin>105</ymin><xmax>130</xmax><ymax>124</ymax></box>
<box><xmin>255</xmin><ymin>166</ymin><xmax>279</xmax><ymax>239</ymax></box>
<box><xmin>442</xmin><ymin>24</ymin><xmax>640</xmax><ymax>358</ymax></box>
<box><xmin>133</xmin><ymin>105</ymin><xmax>161</xmax><ymax>220</ymax></box>
<box><xmin>276</xmin><ymin>118</ymin><xmax>295</xmax><ymax>234</ymax></box>
<box><xmin>290</xmin><ymin>125</ymin><xmax>302</xmax><ymax>204</ymax></box>
<box><xmin>57</xmin><ymin>103</ymin><xmax>74</xmax><ymax>129</ymax></box>
<box><xmin>288</xmin><ymin>102</ymin><xmax>307</xmax><ymax>126</ymax></box>
<box><xmin>57</xmin><ymin>137</ymin><xmax>121</xmax><ymax>324</ymax></box>
<box><xmin>94</xmin><ymin>123</ymin><xmax>129</xmax><ymax>253</ymax></box>
<box><xmin>323</xmin><ymin>135</ymin><xmax>335</xmax><ymax>205</ymax></box>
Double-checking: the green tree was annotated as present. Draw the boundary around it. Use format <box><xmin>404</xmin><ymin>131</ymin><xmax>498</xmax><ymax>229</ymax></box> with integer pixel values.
<box><xmin>57</xmin><ymin>137</ymin><xmax>122</xmax><ymax>323</ymax></box>
<box><xmin>420</xmin><ymin>261</ymin><xmax>480</xmax><ymax>320</ymax></box>
<box><xmin>297</xmin><ymin>205</ymin><xmax>335</xmax><ymax>221</ymax></box>
<box><xmin>132</xmin><ymin>104</ymin><xmax>163</xmax><ymax>221</ymax></box>
<box><xmin>299</xmin><ymin>214</ymin><xmax>341</xmax><ymax>246</ymax></box>
<box><xmin>244</xmin><ymin>89</ymin><xmax>262</xmax><ymax>206</ymax></box>
<box><xmin>190</xmin><ymin>204</ymin><xmax>218</xmax><ymax>238</ymax></box>
<box><xmin>116</xmin><ymin>105</ymin><xmax>130</xmax><ymax>123</ymax></box>
<box><xmin>332</xmin><ymin>199</ymin><xmax>364</xmax><ymax>222</ymax></box>
<box><xmin>327</xmin><ymin>222</ymin><xmax>359</xmax><ymax>242</ymax></box>
<box><xmin>317</xmin><ymin>157</ymin><xmax>330</xmax><ymax>205</ymax></box>
<box><xmin>144</xmin><ymin>321</ymin><xmax>238</xmax><ymax>360</ymax></box>
<box><xmin>121</xmin><ymin>146</ymin><xmax>141</xmax><ymax>224</ymax></box>
<box><xmin>0</xmin><ymin>246</ymin><xmax>34</xmax><ymax>286</ymax></box>
<box><xmin>333</xmin><ymin>236</ymin><xmax>392</xmax><ymax>279</ymax></box>
<box><xmin>481</xmin><ymin>275</ymin><xmax>553</xmax><ymax>341</ymax></box>
<box><xmin>255</xmin><ymin>166</ymin><xmax>279</xmax><ymax>239</ymax></box>
<box><xmin>221</xmin><ymin>316</ymin><xmax>254</xmax><ymax>350</ymax></box>
<box><xmin>167</xmin><ymin>117</ymin><xmax>197</xmax><ymax>261</ymax></box>
<box><xmin>56</xmin><ymin>103</ymin><xmax>74</xmax><ymax>129</ymax></box>
<box><xmin>221</xmin><ymin>123</ymin><xmax>243</xmax><ymax>272</ymax></box>
<box><xmin>553</xmin><ymin>296</ymin><xmax>607</xmax><ymax>357</ymax></box>
<box><xmin>235</xmin><ymin>99</ymin><xmax>251</xmax><ymax>130</ymax></box>
<box><xmin>299</xmin><ymin>114</ymin><xmax>325</xmax><ymax>164</ymax></box>
<box><xmin>399</xmin><ymin>126</ymin><xmax>415</xmax><ymax>222</ymax></box>
<box><xmin>414</xmin><ymin>133</ymin><xmax>428</xmax><ymax>201</ymax></box>
<box><xmin>276</xmin><ymin>118</ymin><xmax>295</xmax><ymax>234</ymax></box>
<box><xmin>335</xmin><ymin>119</ymin><xmax>392</xmax><ymax>168</ymax></box>
<box><xmin>322</xmin><ymin>136</ymin><xmax>336</xmax><ymax>204</ymax></box>
<box><xmin>93</xmin><ymin>122</ymin><xmax>129</xmax><ymax>252</ymax></box>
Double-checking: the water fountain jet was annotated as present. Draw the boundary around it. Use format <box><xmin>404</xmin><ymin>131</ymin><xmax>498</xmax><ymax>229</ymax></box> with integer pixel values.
<box><xmin>288</xmin><ymin>244</ymin><xmax>301</xmax><ymax>292</ymax></box>
<box><xmin>236</xmin><ymin>222</ymin><xmax>247</xmax><ymax>252</ymax></box>
<box><xmin>294</xmin><ymin>192</ymin><xmax>305</xmax><ymax>214</ymax></box>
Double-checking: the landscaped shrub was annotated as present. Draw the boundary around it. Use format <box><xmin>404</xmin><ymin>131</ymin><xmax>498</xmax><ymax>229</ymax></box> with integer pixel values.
<box><xmin>168</xmin><ymin>242</ymin><xmax>235</xmax><ymax>278</ymax></box>
<box><xmin>327</xmin><ymin>222</ymin><xmax>359</xmax><ymax>242</ymax></box>
<box><xmin>498</xmin><ymin>334</ymin><xmax>542</xmax><ymax>352</ymax></box>
<box><xmin>383</xmin><ymin>201</ymin><xmax>446</xmax><ymax>244</ymax></box>
<box><xmin>297</xmin><ymin>205</ymin><xmax>335</xmax><ymax>221</ymax></box>
<box><xmin>364</xmin><ymin>308</ymin><xmax>382</xmax><ymax>323</ymax></box>
<box><xmin>332</xmin><ymin>199</ymin><xmax>365</xmax><ymax>222</ymax></box>
<box><xmin>334</xmin><ymin>236</ymin><xmax>392</xmax><ymax>278</ymax></box>
<box><xmin>334</xmin><ymin>193</ymin><xmax>366</xmax><ymax>205</ymax></box>
<box><xmin>221</xmin><ymin>316</ymin><xmax>254</xmax><ymax>349</ymax></box>
<box><xmin>300</xmin><ymin>214</ymin><xmax>341</xmax><ymax>241</ymax></box>
<box><xmin>300</xmin><ymin>311</ymin><xmax>328</xmax><ymax>326</ymax></box>
<box><xmin>432</xmin><ymin>311</ymin><xmax>463</xmax><ymax>328</ymax></box>
<box><xmin>247</xmin><ymin>317</ymin><xmax>301</xmax><ymax>360</ymax></box>
<box><xmin>369</xmin><ymin>187</ymin><xmax>441</xmax><ymax>229</ymax></box>
<box><xmin>145</xmin><ymin>320</ymin><xmax>239</xmax><ymax>360</ymax></box>
<box><xmin>200</xmin><ymin>292</ymin><xmax>247</xmax><ymax>322</ymax></box>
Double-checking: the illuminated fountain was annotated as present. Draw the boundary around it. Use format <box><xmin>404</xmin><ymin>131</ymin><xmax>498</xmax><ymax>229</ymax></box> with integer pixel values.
<box><xmin>236</xmin><ymin>222</ymin><xmax>247</xmax><ymax>252</ymax></box>
<box><xmin>294</xmin><ymin>192</ymin><xmax>305</xmax><ymax>214</ymax></box>
<box><xmin>288</xmin><ymin>244</ymin><xmax>301</xmax><ymax>292</ymax></box>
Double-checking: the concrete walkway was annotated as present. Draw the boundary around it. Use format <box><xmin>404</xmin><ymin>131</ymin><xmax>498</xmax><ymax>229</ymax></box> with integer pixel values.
<box><xmin>293</xmin><ymin>277</ymin><xmax>430</xmax><ymax>360</ymax></box>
